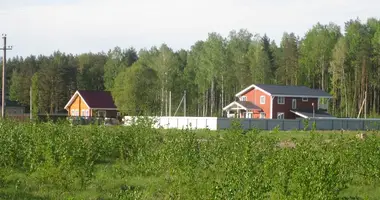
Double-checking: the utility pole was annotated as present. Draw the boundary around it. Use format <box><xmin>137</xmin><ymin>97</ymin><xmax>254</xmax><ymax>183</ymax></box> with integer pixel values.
<box><xmin>1</xmin><ymin>34</ymin><xmax>12</xmax><ymax>119</ymax></box>
<box><xmin>364</xmin><ymin>91</ymin><xmax>367</xmax><ymax>119</ymax></box>
<box><xmin>184</xmin><ymin>90</ymin><xmax>186</xmax><ymax>117</ymax></box>
<box><xmin>30</xmin><ymin>86</ymin><xmax>32</xmax><ymax>120</ymax></box>
<box><xmin>169</xmin><ymin>91</ymin><xmax>171</xmax><ymax>117</ymax></box>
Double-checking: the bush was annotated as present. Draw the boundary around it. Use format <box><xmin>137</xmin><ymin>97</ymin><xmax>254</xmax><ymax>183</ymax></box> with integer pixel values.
<box><xmin>0</xmin><ymin>120</ymin><xmax>379</xmax><ymax>199</ymax></box>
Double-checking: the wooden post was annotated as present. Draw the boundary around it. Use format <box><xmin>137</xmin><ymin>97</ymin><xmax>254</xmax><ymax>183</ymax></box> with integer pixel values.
<box><xmin>184</xmin><ymin>90</ymin><xmax>186</xmax><ymax>117</ymax></box>
<box><xmin>364</xmin><ymin>91</ymin><xmax>367</xmax><ymax>119</ymax></box>
<box><xmin>169</xmin><ymin>91</ymin><xmax>171</xmax><ymax>117</ymax></box>
<box><xmin>30</xmin><ymin>86</ymin><xmax>32</xmax><ymax>120</ymax></box>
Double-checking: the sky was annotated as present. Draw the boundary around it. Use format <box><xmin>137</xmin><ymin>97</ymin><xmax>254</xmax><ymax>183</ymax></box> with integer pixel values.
<box><xmin>0</xmin><ymin>0</ymin><xmax>379</xmax><ymax>58</ymax></box>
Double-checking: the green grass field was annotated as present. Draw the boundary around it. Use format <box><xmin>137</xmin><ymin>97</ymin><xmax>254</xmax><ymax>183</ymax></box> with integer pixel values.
<box><xmin>0</xmin><ymin>119</ymin><xmax>379</xmax><ymax>200</ymax></box>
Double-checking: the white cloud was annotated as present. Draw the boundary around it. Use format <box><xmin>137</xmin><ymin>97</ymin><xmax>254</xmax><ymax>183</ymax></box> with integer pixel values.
<box><xmin>0</xmin><ymin>0</ymin><xmax>379</xmax><ymax>57</ymax></box>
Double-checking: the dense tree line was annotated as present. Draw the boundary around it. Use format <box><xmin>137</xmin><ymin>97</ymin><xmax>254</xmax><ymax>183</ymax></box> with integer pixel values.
<box><xmin>4</xmin><ymin>17</ymin><xmax>380</xmax><ymax>117</ymax></box>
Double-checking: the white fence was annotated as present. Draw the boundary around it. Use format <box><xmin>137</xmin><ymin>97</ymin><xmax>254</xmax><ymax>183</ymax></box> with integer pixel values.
<box><xmin>123</xmin><ymin>116</ymin><xmax>380</xmax><ymax>131</ymax></box>
<box><xmin>123</xmin><ymin>116</ymin><xmax>218</xmax><ymax>130</ymax></box>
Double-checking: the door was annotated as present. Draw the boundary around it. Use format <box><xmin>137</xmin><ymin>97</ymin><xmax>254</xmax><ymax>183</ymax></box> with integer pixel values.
<box><xmin>260</xmin><ymin>112</ymin><xmax>265</xmax><ymax>119</ymax></box>
<box><xmin>292</xmin><ymin>99</ymin><xmax>297</xmax><ymax>109</ymax></box>
<box><xmin>246</xmin><ymin>112</ymin><xmax>253</xmax><ymax>118</ymax></box>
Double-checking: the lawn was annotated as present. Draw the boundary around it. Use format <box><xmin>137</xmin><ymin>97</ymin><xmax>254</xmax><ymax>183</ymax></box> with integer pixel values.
<box><xmin>0</xmin><ymin>120</ymin><xmax>379</xmax><ymax>199</ymax></box>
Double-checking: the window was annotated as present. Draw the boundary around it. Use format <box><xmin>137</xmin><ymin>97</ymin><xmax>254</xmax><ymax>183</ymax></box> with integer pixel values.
<box><xmin>292</xmin><ymin>99</ymin><xmax>297</xmax><ymax>109</ymax></box>
<box><xmin>277</xmin><ymin>112</ymin><xmax>284</xmax><ymax>119</ymax></box>
<box><xmin>260</xmin><ymin>112</ymin><xmax>266</xmax><ymax>119</ymax></box>
<box><xmin>98</xmin><ymin>110</ymin><xmax>106</xmax><ymax>117</ymax></box>
<box><xmin>81</xmin><ymin>109</ymin><xmax>89</xmax><ymax>117</ymax></box>
<box><xmin>241</xmin><ymin>96</ymin><xmax>247</xmax><ymax>101</ymax></box>
<box><xmin>277</xmin><ymin>97</ymin><xmax>285</xmax><ymax>104</ymax></box>
<box><xmin>260</xmin><ymin>96</ymin><xmax>266</xmax><ymax>104</ymax></box>
<box><xmin>302</xmin><ymin>97</ymin><xmax>308</xmax><ymax>102</ymax></box>
<box><xmin>71</xmin><ymin>109</ymin><xmax>79</xmax><ymax>116</ymax></box>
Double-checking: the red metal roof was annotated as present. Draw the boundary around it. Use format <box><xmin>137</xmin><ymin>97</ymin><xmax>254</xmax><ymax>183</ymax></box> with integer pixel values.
<box><xmin>77</xmin><ymin>90</ymin><xmax>117</xmax><ymax>109</ymax></box>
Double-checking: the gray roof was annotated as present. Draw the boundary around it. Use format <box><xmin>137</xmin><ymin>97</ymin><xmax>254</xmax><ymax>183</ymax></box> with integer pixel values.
<box><xmin>236</xmin><ymin>101</ymin><xmax>262</xmax><ymax>110</ymax></box>
<box><xmin>291</xmin><ymin>109</ymin><xmax>335</xmax><ymax>119</ymax></box>
<box><xmin>255</xmin><ymin>84</ymin><xmax>332</xmax><ymax>97</ymax></box>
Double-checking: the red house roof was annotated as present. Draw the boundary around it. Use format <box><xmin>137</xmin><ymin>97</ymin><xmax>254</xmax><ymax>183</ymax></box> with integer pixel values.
<box><xmin>64</xmin><ymin>90</ymin><xmax>117</xmax><ymax>110</ymax></box>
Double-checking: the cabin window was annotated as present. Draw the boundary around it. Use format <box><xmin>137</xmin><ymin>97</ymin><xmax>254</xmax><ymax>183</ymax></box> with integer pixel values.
<box><xmin>81</xmin><ymin>109</ymin><xmax>89</xmax><ymax>117</ymax></box>
<box><xmin>71</xmin><ymin>109</ymin><xmax>79</xmax><ymax>116</ymax></box>
<box><xmin>277</xmin><ymin>97</ymin><xmax>285</xmax><ymax>104</ymax></box>
<box><xmin>277</xmin><ymin>112</ymin><xmax>284</xmax><ymax>119</ymax></box>
<box><xmin>260</xmin><ymin>96</ymin><xmax>265</xmax><ymax>104</ymax></box>
<box><xmin>241</xmin><ymin>96</ymin><xmax>247</xmax><ymax>101</ymax></box>
<box><xmin>98</xmin><ymin>110</ymin><xmax>106</xmax><ymax>117</ymax></box>
<box><xmin>302</xmin><ymin>97</ymin><xmax>308</xmax><ymax>102</ymax></box>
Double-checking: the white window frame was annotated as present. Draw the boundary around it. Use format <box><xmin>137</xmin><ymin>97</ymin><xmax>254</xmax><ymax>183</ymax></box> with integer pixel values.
<box><xmin>277</xmin><ymin>97</ymin><xmax>285</xmax><ymax>104</ymax></box>
<box><xmin>302</xmin><ymin>97</ymin><xmax>308</xmax><ymax>102</ymax></box>
<box><xmin>260</xmin><ymin>112</ymin><xmax>265</xmax><ymax>119</ymax></box>
<box><xmin>260</xmin><ymin>95</ymin><xmax>266</xmax><ymax>104</ymax></box>
<box><xmin>246</xmin><ymin>112</ymin><xmax>253</xmax><ymax>118</ymax></box>
<box><xmin>71</xmin><ymin>109</ymin><xmax>79</xmax><ymax>116</ymax></box>
<box><xmin>277</xmin><ymin>112</ymin><xmax>284</xmax><ymax>119</ymax></box>
<box><xmin>241</xmin><ymin>96</ymin><xmax>247</xmax><ymax>101</ymax></box>
<box><xmin>81</xmin><ymin>109</ymin><xmax>89</xmax><ymax>117</ymax></box>
<box><xmin>292</xmin><ymin>99</ymin><xmax>297</xmax><ymax>109</ymax></box>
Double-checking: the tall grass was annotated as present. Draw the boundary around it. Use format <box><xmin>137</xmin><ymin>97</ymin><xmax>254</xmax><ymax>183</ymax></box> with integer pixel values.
<box><xmin>0</xmin><ymin>119</ymin><xmax>379</xmax><ymax>199</ymax></box>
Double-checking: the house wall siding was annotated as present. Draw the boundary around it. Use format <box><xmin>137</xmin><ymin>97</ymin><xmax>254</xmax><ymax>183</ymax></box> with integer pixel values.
<box><xmin>240</xmin><ymin>88</ymin><xmax>271</xmax><ymax>119</ymax></box>
<box><xmin>272</xmin><ymin>97</ymin><xmax>318</xmax><ymax>119</ymax></box>
<box><xmin>68</xmin><ymin>95</ymin><xmax>89</xmax><ymax>117</ymax></box>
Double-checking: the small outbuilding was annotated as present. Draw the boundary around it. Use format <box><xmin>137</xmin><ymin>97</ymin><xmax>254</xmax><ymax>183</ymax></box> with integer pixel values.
<box><xmin>0</xmin><ymin>99</ymin><xmax>25</xmax><ymax>116</ymax></box>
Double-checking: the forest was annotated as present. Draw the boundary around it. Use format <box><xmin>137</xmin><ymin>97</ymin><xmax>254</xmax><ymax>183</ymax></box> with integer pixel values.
<box><xmin>5</xmin><ymin>17</ymin><xmax>380</xmax><ymax>118</ymax></box>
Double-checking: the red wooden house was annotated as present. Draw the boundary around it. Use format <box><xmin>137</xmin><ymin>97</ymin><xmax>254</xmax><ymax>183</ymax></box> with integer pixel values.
<box><xmin>223</xmin><ymin>84</ymin><xmax>335</xmax><ymax>119</ymax></box>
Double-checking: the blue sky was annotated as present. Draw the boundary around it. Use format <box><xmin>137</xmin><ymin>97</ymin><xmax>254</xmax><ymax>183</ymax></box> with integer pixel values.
<box><xmin>0</xmin><ymin>0</ymin><xmax>379</xmax><ymax>57</ymax></box>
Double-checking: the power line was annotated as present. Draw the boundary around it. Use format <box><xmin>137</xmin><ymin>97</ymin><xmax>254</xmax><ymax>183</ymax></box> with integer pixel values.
<box><xmin>1</xmin><ymin>34</ymin><xmax>13</xmax><ymax>119</ymax></box>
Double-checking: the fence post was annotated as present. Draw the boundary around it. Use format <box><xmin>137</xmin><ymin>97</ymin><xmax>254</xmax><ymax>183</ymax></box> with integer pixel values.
<box><xmin>362</xmin><ymin>120</ymin><xmax>365</xmax><ymax>130</ymax></box>
<box><xmin>266</xmin><ymin>120</ymin><xmax>268</xmax><ymax>130</ymax></box>
<box><xmin>298</xmin><ymin>119</ymin><xmax>301</xmax><ymax>130</ymax></box>
<box><xmin>282</xmin><ymin>120</ymin><xmax>285</xmax><ymax>130</ymax></box>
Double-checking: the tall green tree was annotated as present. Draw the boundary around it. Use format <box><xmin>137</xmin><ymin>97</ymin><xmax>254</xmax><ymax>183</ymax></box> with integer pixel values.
<box><xmin>344</xmin><ymin>19</ymin><xmax>372</xmax><ymax>116</ymax></box>
<box><xmin>104</xmin><ymin>47</ymin><xmax>138</xmax><ymax>91</ymax></box>
<box><xmin>31</xmin><ymin>73</ymin><xmax>39</xmax><ymax>120</ymax></box>
<box><xmin>262</xmin><ymin>34</ymin><xmax>276</xmax><ymax>81</ymax></box>
<box><xmin>248</xmin><ymin>35</ymin><xmax>272</xmax><ymax>84</ymax></box>
<box><xmin>111</xmin><ymin>63</ymin><xmax>159</xmax><ymax>115</ymax></box>
<box><xmin>329</xmin><ymin>38</ymin><xmax>348</xmax><ymax>117</ymax></box>
<box><xmin>277</xmin><ymin>32</ymin><xmax>300</xmax><ymax>85</ymax></box>
<box><xmin>299</xmin><ymin>23</ymin><xmax>341</xmax><ymax>90</ymax></box>
<box><xmin>199</xmin><ymin>33</ymin><xmax>227</xmax><ymax>116</ymax></box>
<box><xmin>227</xmin><ymin>29</ymin><xmax>252</xmax><ymax>91</ymax></box>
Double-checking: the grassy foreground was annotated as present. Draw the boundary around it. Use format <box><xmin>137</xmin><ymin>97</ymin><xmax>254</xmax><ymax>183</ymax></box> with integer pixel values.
<box><xmin>0</xmin><ymin>120</ymin><xmax>379</xmax><ymax>199</ymax></box>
